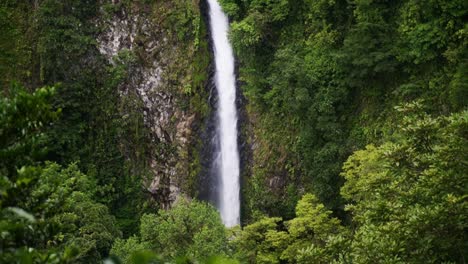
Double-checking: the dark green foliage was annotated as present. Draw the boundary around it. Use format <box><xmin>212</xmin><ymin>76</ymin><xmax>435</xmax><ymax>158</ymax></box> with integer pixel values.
<box><xmin>222</xmin><ymin>0</ymin><xmax>468</xmax><ymax>219</ymax></box>
<box><xmin>36</xmin><ymin>0</ymin><xmax>98</xmax><ymax>83</ymax></box>
<box><xmin>0</xmin><ymin>84</ymin><xmax>59</xmax><ymax>178</ymax></box>
<box><xmin>0</xmin><ymin>1</ymin><xmax>38</xmax><ymax>87</ymax></box>
<box><xmin>0</xmin><ymin>86</ymin><xmax>119</xmax><ymax>263</ymax></box>
<box><xmin>0</xmin><ymin>163</ymin><xmax>121</xmax><ymax>263</ymax></box>
<box><xmin>0</xmin><ymin>83</ymin><xmax>57</xmax><ymax>211</ymax></box>
<box><xmin>29</xmin><ymin>163</ymin><xmax>121</xmax><ymax>263</ymax></box>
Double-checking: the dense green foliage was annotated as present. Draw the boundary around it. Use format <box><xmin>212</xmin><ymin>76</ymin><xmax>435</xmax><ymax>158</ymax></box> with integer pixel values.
<box><xmin>111</xmin><ymin>198</ymin><xmax>230</xmax><ymax>263</ymax></box>
<box><xmin>231</xmin><ymin>193</ymin><xmax>344</xmax><ymax>263</ymax></box>
<box><xmin>232</xmin><ymin>105</ymin><xmax>467</xmax><ymax>263</ymax></box>
<box><xmin>216</xmin><ymin>0</ymin><xmax>466</xmax><ymax>262</ymax></box>
<box><xmin>0</xmin><ymin>84</ymin><xmax>119</xmax><ymax>262</ymax></box>
<box><xmin>341</xmin><ymin>104</ymin><xmax>467</xmax><ymax>263</ymax></box>
<box><xmin>0</xmin><ymin>84</ymin><xmax>58</xmax><ymax>175</ymax></box>
<box><xmin>220</xmin><ymin>0</ymin><xmax>468</xmax><ymax>219</ymax></box>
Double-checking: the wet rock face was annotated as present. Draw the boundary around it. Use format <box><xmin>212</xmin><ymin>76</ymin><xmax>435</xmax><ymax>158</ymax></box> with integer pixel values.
<box><xmin>97</xmin><ymin>9</ymin><xmax>137</xmax><ymax>59</ymax></box>
<box><xmin>97</xmin><ymin>3</ymin><xmax>195</xmax><ymax>208</ymax></box>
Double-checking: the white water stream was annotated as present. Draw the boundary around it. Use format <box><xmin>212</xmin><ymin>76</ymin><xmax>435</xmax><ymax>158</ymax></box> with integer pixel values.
<box><xmin>207</xmin><ymin>0</ymin><xmax>240</xmax><ymax>227</ymax></box>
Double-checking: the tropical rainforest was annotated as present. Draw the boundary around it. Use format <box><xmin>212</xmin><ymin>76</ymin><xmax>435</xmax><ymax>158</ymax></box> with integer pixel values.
<box><xmin>0</xmin><ymin>0</ymin><xmax>467</xmax><ymax>263</ymax></box>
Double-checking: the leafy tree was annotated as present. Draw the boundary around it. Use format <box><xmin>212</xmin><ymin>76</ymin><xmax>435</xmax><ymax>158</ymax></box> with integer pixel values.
<box><xmin>0</xmin><ymin>83</ymin><xmax>72</xmax><ymax>262</ymax></box>
<box><xmin>282</xmin><ymin>194</ymin><xmax>344</xmax><ymax>263</ymax></box>
<box><xmin>232</xmin><ymin>194</ymin><xmax>347</xmax><ymax>263</ymax></box>
<box><xmin>0</xmin><ymin>83</ymin><xmax>58</xmax><ymax>214</ymax></box>
<box><xmin>0</xmin><ymin>167</ymin><xmax>79</xmax><ymax>263</ymax></box>
<box><xmin>0</xmin><ymin>84</ymin><xmax>59</xmax><ymax>178</ymax></box>
<box><xmin>112</xmin><ymin>198</ymin><xmax>229</xmax><ymax>262</ymax></box>
<box><xmin>341</xmin><ymin>102</ymin><xmax>467</xmax><ymax>263</ymax></box>
<box><xmin>32</xmin><ymin>163</ymin><xmax>121</xmax><ymax>262</ymax></box>
<box><xmin>0</xmin><ymin>84</ymin><xmax>120</xmax><ymax>263</ymax></box>
<box><xmin>1</xmin><ymin>162</ymin><xmax>121</xmax><ymax>263</ymax></box>
<box><xmin>110</xmin><ymin>236</ymin><xmax>150</xmax><ymax>264</ymax></box>
<box><xmin>140</xmin><ymin>198</ymin><xmax>228</xmax><ymax>260</ymax></box>
<box><xmin>231</xmin><ymin>217</ymin><xmax>286</xmax><ymax>263</ymax></box>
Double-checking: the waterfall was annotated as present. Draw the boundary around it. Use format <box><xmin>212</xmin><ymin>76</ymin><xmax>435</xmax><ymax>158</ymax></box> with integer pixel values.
<box><xmin>207</xmin><ymin>0</ymin><xmax>240</xmax><ymax>227</ymax></box>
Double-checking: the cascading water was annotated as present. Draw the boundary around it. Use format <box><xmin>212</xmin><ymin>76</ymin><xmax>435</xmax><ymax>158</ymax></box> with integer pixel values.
<box><xmin>207</xmin><ymin>0</ymin><xmax>240</xmax><ymax>227</ymax></box>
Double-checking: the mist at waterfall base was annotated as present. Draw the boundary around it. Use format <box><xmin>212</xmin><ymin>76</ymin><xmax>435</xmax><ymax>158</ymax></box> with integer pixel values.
<box><xmin>202</xmin><ymin>0</ymin><xmax>240</xmax><ymax>227</ymax></box>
